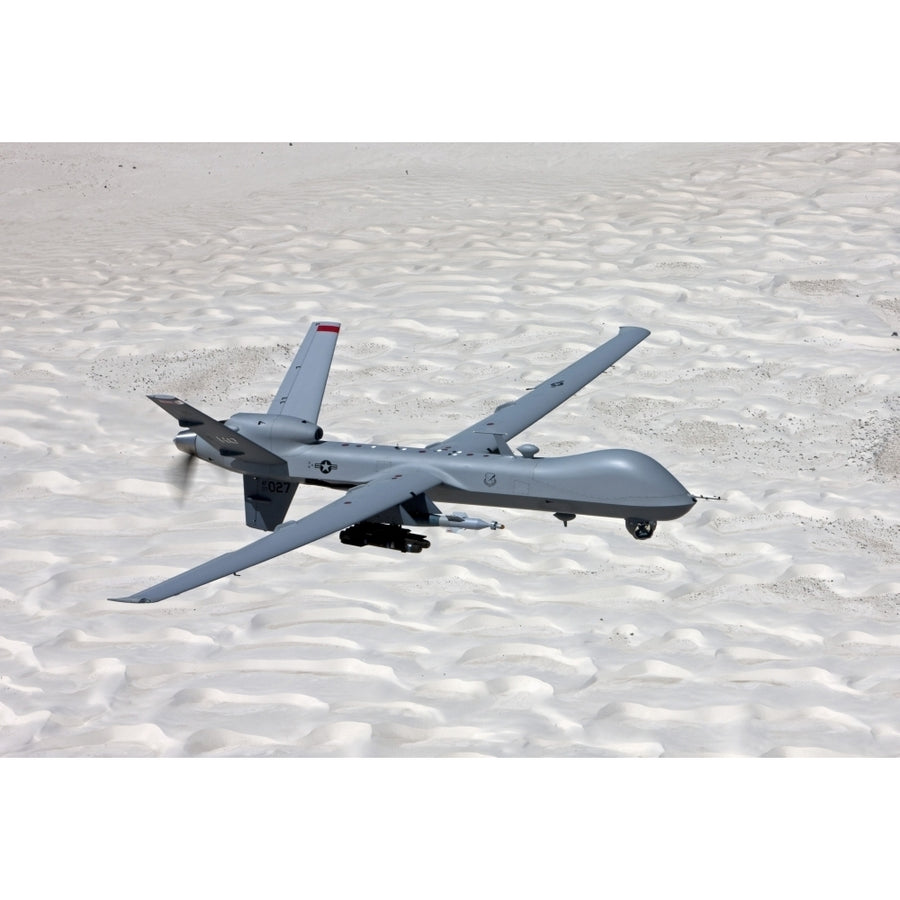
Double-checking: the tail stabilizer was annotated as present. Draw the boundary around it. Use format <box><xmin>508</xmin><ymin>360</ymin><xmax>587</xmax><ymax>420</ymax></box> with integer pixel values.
<box><xmin>244</xmin><ymin>475</ymin><xmax>298</xmax><ymax>531</ymax></box>
<box><xmin>268</xmin><ymin>321</ymin><xmax>340</xmax><ymax>422</ymax></box>
<box><xmin>148</xmin><ymin>395</ymin><xmax>286</xmax><ymax>469</ymax></box>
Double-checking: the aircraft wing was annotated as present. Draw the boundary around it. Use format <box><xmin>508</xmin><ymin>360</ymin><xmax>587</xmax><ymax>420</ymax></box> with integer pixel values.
<box><xmin>109</xmin><ymin>465</ymin><xmax>443</xmax><ymax>604</ymax></box>
<box><xmin>430</xmin><ymin>326</ymin><xmax>651</xmax><ymax>454</ymax></box>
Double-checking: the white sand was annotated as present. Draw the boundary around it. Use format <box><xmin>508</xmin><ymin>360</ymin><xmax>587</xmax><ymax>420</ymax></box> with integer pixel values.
<box><xmin>2</xmin><ymin>142</ymin><xmax>899</xmax><ymax>757</ymax></box>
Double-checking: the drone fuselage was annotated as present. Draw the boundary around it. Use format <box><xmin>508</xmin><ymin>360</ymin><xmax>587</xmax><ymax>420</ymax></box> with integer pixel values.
<box><xmin>182</xmin><ymin>425</ymin><xmax>695</xmax><ymax>526</ymax></box>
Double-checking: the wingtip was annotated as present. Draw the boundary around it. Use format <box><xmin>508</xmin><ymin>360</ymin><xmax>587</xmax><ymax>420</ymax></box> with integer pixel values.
<box><xmin>108</xmin><ymin>595</ymin><xmax>160</xmax><ymax>604</ymax></box>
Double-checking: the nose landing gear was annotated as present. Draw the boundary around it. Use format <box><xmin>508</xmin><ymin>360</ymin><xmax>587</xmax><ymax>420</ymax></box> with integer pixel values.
<box><xmin>625</xmin><ymin>518</ymin><xmax>656</xmax><ymax>540</ymax></box>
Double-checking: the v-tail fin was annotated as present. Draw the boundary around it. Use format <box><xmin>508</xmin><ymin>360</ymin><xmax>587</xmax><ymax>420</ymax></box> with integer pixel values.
<box><xmin>243</xmin><ymin>475</ymin><xmax>298</xmax><ymax>532</ymax></box>
<box><xmin>268</xmin><ymin>321</ymin><xmax>340</xmax><ymax>422</ymax></box>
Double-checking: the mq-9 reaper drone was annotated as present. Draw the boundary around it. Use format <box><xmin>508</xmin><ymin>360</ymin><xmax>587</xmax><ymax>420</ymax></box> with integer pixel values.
<box><xmin>111</xmin><ymin>321</ymin><xmax>696</xmax><ymax>603</ymax></box>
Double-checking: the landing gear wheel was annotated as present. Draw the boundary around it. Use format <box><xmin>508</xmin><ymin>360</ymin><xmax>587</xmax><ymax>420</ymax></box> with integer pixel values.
<box><xmin>625</xmin><ymin>518</ymin><xmax>657</xmax><ymax>540</ymax></box>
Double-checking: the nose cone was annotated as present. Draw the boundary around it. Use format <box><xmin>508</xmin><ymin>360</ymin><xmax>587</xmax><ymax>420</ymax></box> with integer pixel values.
<box><xmin>174</xmin><ymin>431</ymin><xmax>197</xmax><ymax>457</ymax></box>
<box><xmin>589</xmin><ymin>450</ymin><xmax>695</xmax><ymax>520</ymax></box>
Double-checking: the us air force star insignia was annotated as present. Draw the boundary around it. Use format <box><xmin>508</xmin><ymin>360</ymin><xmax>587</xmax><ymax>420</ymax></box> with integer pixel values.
<box><xmin>318</xmin><ymin>460</ymin><xmax>335</xmax><ymax>474</ymax></box>
<box><xmin>484</xmin><ymin>472</ymin><xmax>497</xmax><ymax>487</ymax></box>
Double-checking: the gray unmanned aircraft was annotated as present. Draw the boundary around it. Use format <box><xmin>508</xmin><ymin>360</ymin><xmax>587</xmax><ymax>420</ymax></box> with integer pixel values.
<box><xmin>111</xmin><ymin>321</ymin><xmax>696</xmax><ymax>603</ymax></box>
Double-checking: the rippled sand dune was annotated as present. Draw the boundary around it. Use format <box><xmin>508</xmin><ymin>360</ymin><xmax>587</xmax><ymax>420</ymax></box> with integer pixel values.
<box><xmin>2</xmin><ymin>143</ymin><xmax>898</xmax><ymax>756</ymax></box>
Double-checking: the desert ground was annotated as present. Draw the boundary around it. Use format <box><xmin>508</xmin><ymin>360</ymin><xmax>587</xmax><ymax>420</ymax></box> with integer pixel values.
<box><xmin>2</xmin><ymin>142</ymin><xmax>899</xmax><ymax>758</ymax></box>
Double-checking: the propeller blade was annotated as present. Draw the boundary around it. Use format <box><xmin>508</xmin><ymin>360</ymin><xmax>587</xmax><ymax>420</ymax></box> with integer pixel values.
<box><xmin>171</xmin><ymin>452</ymin><xmax>197</xmax><ymax>505</ymax></box>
